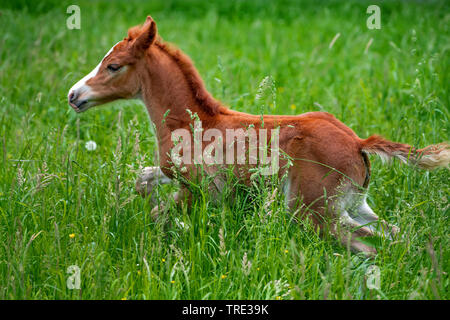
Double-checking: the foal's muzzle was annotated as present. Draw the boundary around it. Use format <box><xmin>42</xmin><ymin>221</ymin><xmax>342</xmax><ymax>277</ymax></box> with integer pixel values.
<box><xmin>68</xmin><ymin>89</ymin><xmax>90</xmax><ymax>113</ymax></box>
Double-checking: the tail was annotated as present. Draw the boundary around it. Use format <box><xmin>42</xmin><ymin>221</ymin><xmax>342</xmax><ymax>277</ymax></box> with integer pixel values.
<box><xmin>360</xmin><ymin>135</ymin><xmax>450</xmax><ymax>170</ymax></box>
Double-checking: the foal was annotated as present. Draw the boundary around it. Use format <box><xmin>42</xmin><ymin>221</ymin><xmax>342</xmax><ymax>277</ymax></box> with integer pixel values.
<box><xmin>68</xmin><ymin>16</ymin><xmax>449</xmax><ymax>255</ymax></box>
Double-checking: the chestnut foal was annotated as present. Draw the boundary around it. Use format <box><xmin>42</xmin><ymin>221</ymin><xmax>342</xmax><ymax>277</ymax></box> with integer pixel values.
<box><xmin>68</xmin><ymin>16</ymin><xmax>449</xmax><ymax>255</ymax></box>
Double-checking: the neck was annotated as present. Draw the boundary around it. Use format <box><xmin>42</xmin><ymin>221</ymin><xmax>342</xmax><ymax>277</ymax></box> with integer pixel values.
<box><xmin>139</xmin><ymin>42</ymin><xmax>224</xmax><ymax>139</ymax></box>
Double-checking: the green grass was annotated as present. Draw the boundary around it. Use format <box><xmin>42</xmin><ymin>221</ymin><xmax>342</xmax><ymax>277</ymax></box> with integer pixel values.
<box><xmin>0</xmin><ymin>0</ymin><xmax>448</xmax><ymax>300</ymax></box>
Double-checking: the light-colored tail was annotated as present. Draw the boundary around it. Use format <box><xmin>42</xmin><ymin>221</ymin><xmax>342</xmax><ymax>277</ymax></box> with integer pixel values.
<box><xmin>360</xmin><ymin>135</ymin><xmax>450</xmax><ymax>169</ymax></box>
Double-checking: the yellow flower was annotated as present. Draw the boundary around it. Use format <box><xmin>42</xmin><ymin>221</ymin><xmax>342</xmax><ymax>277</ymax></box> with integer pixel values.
<box><xmin>171</xmin><ymin>280</ymin><xmax>175</xmax><ymax>284</ymax></box>
<box><xmin>256</xmin><ymin>267</ymin><xmax>260</xmax><ymax>271</ymax></box>
<box><xmin>121</xmin><ymin>297</ymin><xmax>127</xmax><ymax>300</ymax></box>
<box><xmin>221</xmin><ymin>274</ymin><xmax>227</xmax><ymax>279</ymax></box>
<box><xmin>276</xmin><ymin>296</ymin><xmax>282</xmax><ymax>300</ymax></box>
<box><xmin>290</xmin><ymin>104</ymin><xmax>296</xmax><ymax>111</ymax></box>
<box><xmin>162</xmin><ymin>258</ymin><xmax>166</xmax><ymax>262</ymax></box>
<box><xmin>69</xmin><ymin>233</ymin><xmax>75</xmax><ymax>239</ymax></box>
<box><xmin>284</xmin><ymin>249</ymin><xmax>288</xmax><ymax>253</ymax></box>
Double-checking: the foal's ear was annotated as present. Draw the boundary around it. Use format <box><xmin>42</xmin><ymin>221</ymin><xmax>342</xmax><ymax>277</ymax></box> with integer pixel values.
<box><xmin>133</xmin><ymin>16</ymin><xmax>157</xmax><ymax>55</ymax></box>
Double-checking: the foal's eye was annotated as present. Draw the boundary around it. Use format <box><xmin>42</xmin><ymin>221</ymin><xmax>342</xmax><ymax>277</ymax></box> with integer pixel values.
<box><xmin>107</xmin><ymin>64</ymin><xmax>121</xmax><ymax>72</ymax></box>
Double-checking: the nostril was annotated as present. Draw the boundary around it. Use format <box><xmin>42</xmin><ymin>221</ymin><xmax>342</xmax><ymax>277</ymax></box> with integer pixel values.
<box><xmin>68</xmin><ymin>91</ymin><xmax>77</xmax><ymax>103</ymax></box>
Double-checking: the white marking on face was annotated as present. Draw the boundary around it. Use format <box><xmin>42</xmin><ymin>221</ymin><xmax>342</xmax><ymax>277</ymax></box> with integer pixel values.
<box><xmin>68</xmin><ymin>41</ymin><xmax>120</xmax><ymax>98</ymax></box>
<box><xmin>69</xmin><ymin>63</ymin><xmax>100</xmax><ymax>95</ymax></box>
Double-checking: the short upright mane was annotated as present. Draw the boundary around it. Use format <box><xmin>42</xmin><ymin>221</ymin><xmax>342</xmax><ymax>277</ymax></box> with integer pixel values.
<box><xmin>153</xmin><ymin>41</ymin><xmax>223</xmax><ymax>116</ymax></box>
<box><xmin>127</xmin><ymin>25</ymin><xmax>223</xmax><ymax>116</ymax></box>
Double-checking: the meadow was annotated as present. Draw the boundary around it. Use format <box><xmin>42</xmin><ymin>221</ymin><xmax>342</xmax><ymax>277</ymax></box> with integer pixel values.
<box><xmin>0</xmin><ymin>0</ymin><xmax>448</xmax><ymax>300</ymax></box>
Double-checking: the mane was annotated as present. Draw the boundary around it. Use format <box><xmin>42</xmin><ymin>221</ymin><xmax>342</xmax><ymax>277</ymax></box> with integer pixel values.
<box><xmin>126</xmin><ymin>24</ymin><xmax>224</xmax><ymax>116</ymax></box>
<box><xmin>153</xmin><ymin>40</ymin><xmax>224</xmax><ymax>116</ymax></box>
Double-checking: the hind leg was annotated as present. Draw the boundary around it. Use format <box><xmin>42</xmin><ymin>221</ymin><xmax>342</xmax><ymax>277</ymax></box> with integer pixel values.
<box><xmin>332</xmin><ymin>209</ymin><xmax>378</xmax><ymax>256</ymax></box>
<box><xmin>291</xmin><ymin>200</ymin><xmax>378</xmax><ymax>257</ymax></box>
<box><xmin>351</xmin><ymin>198</ymin><xmax>400</xmax><ymax>239</ymax></box>
<box><xmin>286</xmin><ymin>173</ymin><xmax>377</xmax><ymax>256</ymax></box>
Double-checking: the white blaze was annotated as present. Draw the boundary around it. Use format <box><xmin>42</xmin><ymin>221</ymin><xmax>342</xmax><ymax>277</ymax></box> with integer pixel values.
<box><xmin>68</xmin><ymin>42</ymin><xmax>120</xmax><ymax>97</ymax></box>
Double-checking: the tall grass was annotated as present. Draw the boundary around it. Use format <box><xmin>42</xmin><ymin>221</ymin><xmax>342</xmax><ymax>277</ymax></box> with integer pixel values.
<box><xmin>0</xmin><ymin>0</ymin><xmax>448</xmax><ymax>299</ymax></box>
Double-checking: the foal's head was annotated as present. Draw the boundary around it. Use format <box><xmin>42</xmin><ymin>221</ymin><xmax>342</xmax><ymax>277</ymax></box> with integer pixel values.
<box><xmin>68</xmin><ymin>16</ymin><xmax>157</xmax><ymax>112</ymax></box>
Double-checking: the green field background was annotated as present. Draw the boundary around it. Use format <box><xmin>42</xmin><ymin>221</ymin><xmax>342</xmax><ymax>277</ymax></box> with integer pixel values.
<box><xmin>0</xmin><ymin>0</ymin><xmax>448</xmax><ymax>299</ymax></box>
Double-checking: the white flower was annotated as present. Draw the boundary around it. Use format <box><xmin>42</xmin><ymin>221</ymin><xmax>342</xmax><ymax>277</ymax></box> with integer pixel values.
<box><xmin>174</xmin><ymin>218</ymin><xmax>189</xmax><ymax>230</ymax></box>
<box><xmin>85</xmin><ymin>140</ymin><xmax>97</xmax><ymax>151</ymax></box>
